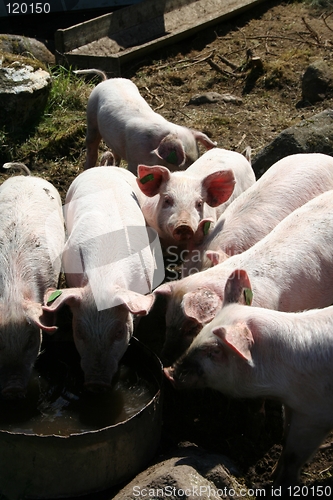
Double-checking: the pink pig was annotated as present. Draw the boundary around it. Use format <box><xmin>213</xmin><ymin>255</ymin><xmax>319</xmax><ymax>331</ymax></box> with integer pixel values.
<box><xmin>136</xmin><ymin>147</ymin><xmax>255</xmax><ymax>248</ymax></box>
<box><xmin>154</xmin><ymin>189</ymin><xmax>333</xmax><ymax>363</ymax></box>
<box><xmin>42</xmin><ymin>167</ymin><xmax>160</xmax><ymax>392</ymax></box>
<box><xmin>182</xmin><ymin>152</ymin><xmax>333</xmax><ymax>276</ymax></box>
<box><xmin>82</xmin><ymin>75</ymin><xmax>216</xmax><ymax>172</ymax></box>
<box><xmin>165</xmin><ymin>270</ymin><xmax>333</xmax><ymax>489</ymax></box>
<box><xmin>0</xmin><ymin>174</ymin><xmax>65</xmax><ymax>398</ymax></box>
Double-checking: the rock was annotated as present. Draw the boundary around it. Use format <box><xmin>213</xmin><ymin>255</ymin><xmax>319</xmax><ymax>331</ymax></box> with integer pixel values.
<box><xmin>0</xmin><ymin>34</ymin><xmax>55</xmax><ymax>65</ymax></box>
<box><xmin>301</xmin><ymin>59</ymin><xmax>333</xmax><ymax>104</ymax></box>
<box><xmin>0</xmin><ymin>63</ymin><xmax>51</xmax><ymax>133</ymax></box>
<box><xmin>112</xmin><ymin>443</ymin><xmax>249</xmax><ymax>500</ymax></box>
<box><xmin>252</xmin><ymin>109</ymin><xmax>333</xmax><ymax>177</ymax></box>
<box><xmin>188</xmin><ymin>92</ymin><xmax>242</xmax><ymax>105</ymax></box>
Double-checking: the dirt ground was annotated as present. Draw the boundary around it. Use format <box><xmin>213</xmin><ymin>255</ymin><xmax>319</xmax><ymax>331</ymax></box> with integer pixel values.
<box><xmin>2</xmin><ymin>0</ymin><xmax>333</xmax><ymax>497</ymax></box>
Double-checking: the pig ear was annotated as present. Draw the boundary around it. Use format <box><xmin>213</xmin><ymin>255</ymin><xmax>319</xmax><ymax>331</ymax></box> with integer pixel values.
<box><xmin>206</xmin><ymin>250</ymin><xmax>229</xmax><ymax>266</ymax></box>
<box><xmin>187</xmin><ymin>218</ymin><xmax>215</xmax><ymax>250</ymax></box>
<box><xmin>155</xmin><ymin>134</ymin><xmax>186</xmax><ymax>167</ymax></box>
<box><xmin>183</xmin><ymin>288</ymin><xmax>222</xmax><ymax>324</ymax></box>
<box><xmin>42</xmin><ymin>288</ymin><xmax>83</xmax><ymax>312</ymax></box>
<box><xmin>202</xmin><ymin>170</ymin><xmax>235</xmax><ymax>207</ymax></box>
<box><xmin>212</xmin><ymin>324</ymin><xmax>254</xmax><ymax>366</ymax></box>
<box><xmin>116</xmin><ymin>289</ymin><xmax>155</xmax><ymax>315</ymax></box>
<box><xmin>223</xmin><ymin>270</ymin><xmax>253</xmax><ymax>306</ymax></box>
<box><xmin>137</xmin><ymin>164</ymin><xmax>170</xmax><ymax>197</ymax></box>
<box><xmin>24</xmin><ymin>302</ymin><xmax>58</xmax><ymax>334</ymax></box>
<box><xmin>153</xmin><ymin>282</ymin><xmax>175</xmax><ymax>298</ymax></box>
<box><xmin>191</xmin><ymin>130</ymin><xmax>217</xmax><ymax>150</ymax></box>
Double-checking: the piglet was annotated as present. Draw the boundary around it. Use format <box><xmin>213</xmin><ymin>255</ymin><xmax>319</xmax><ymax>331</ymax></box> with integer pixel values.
<box><xmin>0</xmin><ymin>173</ymin><xmax>65</xmax><ymax>398</ymax></box>
<box><xmin>165</xmin><ymin>269</ymin><xmax>333</xmax><ymax>489</ymax></box>
<box><xmin>43</xmin><ymin>167</ymin><xmax>163</xmax><ymax>392</ymax></box>
<box><xmin>136</xmin><ymin>147</ymin><xmax>255</xmax><ymax>248</ymax></box>
<box><xmin>154</xmin><ymin>189</ymin><xmax>333</xmax><ymax>363</ymax></box>
<box><xmin>182</xmin><ymin>152</ymin><xmax>333</xmax><ymax>276</ymax></box>
<box><xmin>81</xmin><ymin>75</ymin><xmax>216</xmax><ymax>172</ymax></box>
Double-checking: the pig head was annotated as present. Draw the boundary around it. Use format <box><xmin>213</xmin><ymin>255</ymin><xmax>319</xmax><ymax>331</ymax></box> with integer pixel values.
<box><xmin>137</xmin><ymin>164</ymin><xmax>235</xmax><ymax>248</ymax></box>
<box><xmin>43</xmin><ymin>285</ymin><xmax>154</xmax><ymax>391</ymax></box>
<box><xmin>152</xmin><ymin>276</ymin><xmax>225</xmax><ymax>365</ymax></box>
<box><xmin>0</xmin><ymin>301</ymin><xmax>57</xmax><ymax>398</ymax></box>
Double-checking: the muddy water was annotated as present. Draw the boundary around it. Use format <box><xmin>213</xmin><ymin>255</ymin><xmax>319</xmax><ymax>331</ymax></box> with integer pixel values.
<box><xmin>0</xmin><ymin>342</ymin><xmax>156</xmax><ymax>436</ymax></box>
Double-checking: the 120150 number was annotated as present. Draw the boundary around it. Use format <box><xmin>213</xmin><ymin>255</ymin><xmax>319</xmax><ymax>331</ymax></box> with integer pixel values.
<box><xmin>6</xmin><ymin>3</ymin><xmax>51</xmax><ymax>14</ymax></box>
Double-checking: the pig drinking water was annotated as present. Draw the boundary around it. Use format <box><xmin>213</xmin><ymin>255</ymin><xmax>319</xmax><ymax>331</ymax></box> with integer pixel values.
<box><xmin>0</xmin><ymin>173</ymin><xmax>65</xmax><ymax>398</ymax></box>
<box><xmin>136</xmin><ymin>147</ymin><xmax>255</xmax><ymax>248</ymax></box>
<box><xmin>165</xmin><ymin>270</ymin><xmax>333</xmax><ymax>488</ymax></box>
<box><xmin>42</xmin><ymin>167</ymin><xmax>163</xmax><ymax>392</ymax></box>
<box><xmin>153</xmin><ymin>189</ymin><xmax>333</xmax><ymax>363</ymax></box>
<box><xmin>181</xmin><ymin>152</ymin><xmax>333</xmax><ymax>276</ymax></box>
<box><xmin>81</xmin><ymin>75</ymin><xmax>216</xmax><ymax>172</ymax></box>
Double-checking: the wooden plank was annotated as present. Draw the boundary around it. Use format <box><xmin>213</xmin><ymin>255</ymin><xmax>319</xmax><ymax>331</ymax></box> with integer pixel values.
<box><xmin>55</xmin><ymin>0</ymin><xmax>270</xmax><ymax>76</ymax></box>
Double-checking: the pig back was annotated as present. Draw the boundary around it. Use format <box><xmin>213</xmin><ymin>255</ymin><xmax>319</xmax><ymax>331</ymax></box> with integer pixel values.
<box><xmin>0</xmin><ymin>175</ymin><xmax>65</xmax><ymax>289</ymax></box>
<box><xmin>63</xmin><ymin>167</ymin><xmax>156</xmax><ymax>292</ymax></box>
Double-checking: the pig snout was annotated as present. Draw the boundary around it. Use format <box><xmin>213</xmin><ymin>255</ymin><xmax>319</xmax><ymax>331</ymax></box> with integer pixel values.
<box><xmin>1</xmin><ymin>381</ymin><xmax>27</xmax><ymax>399</ymax></box>
<box><xmin>163</xmin><ymin>358</ymin><xmax>204</xmax><ymax>389</ymax></box>
<box><xmin>172</xmin><ymin>223</ymin><xmax>194</xmax><ymax>241</ymax></box>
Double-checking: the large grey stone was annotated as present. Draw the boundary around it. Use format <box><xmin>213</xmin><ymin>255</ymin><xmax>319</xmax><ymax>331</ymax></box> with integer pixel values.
<box><xmin>301</xmin><ymin>60</ymin><xmax>333</xmax><ymax>104</ymax></box>
<box><xmin>112</xmin><ymin>444</ymin><xmax>249</xmax><ymax>500</ymax></box>
<box><xmin>0</xmin><ymin>63</ymin><xmax>51</xmax><ymax>133</ymax></box>
<box><xmin>252</xmin><ymin>109</ymin><xmax>333</xmax><ymax>177</ymax></box>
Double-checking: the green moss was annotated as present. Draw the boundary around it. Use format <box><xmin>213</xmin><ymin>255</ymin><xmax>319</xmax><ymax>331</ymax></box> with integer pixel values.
<box><xmin>0</xmin><ymin>50</ymin><xmax>47</xmax><ymax>72</ymax></box>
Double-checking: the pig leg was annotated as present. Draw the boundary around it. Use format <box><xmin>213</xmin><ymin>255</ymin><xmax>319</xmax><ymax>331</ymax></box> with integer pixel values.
<box><xmin>273</xmin><ymin>407</ymin><xmax>329</xmax><ymax>489</ymax></box>
<box><xmin>84</xmin><ymin>126</ymin><xmax>102</xmax><ymax>169</ymax></box>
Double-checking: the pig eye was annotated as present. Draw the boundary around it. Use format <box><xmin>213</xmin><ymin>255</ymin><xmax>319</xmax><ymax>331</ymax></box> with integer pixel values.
<box><xmin>163</xmin><ymin>195</ymin><xmax>173</xmax><ymax>207</ymax></box>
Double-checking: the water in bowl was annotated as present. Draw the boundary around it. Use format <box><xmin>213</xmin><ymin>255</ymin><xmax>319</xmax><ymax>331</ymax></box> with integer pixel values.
<box><xmin>0</xmin><ymin>342</ymin><xmax>156</xmax><ymax>436</ymax></box>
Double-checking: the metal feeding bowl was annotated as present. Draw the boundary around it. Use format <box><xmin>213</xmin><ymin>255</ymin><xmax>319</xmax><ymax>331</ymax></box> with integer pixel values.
<box><xmin>0</xmin><ymin>337</ymin><xmax>163</xmax><ymax>500</ymax></box>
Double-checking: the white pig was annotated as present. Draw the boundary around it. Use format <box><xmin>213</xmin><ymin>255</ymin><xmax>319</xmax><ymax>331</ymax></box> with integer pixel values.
<box><xmin>136</xmin><ymin>148</ymin><xmax>255</xmax><ymax>248</ymax></box>
<box><xmin>153</xmin><ymin>189</ymin><xmax>333</xmax><ymax>363</ymax></box>
<box><xmin>181</xmin><ymin>152</ymin><xmax>333</xmax><ymax>276</ymax></box>
<box><xmin>165</xmin><ymin>270</ymin><xmax>333</xmax><ymax>488</ymax></box>
<box><xmin>42</xmin><ymin>167</ymin><xmax>162</xmax><ymax>392</ymax></box>
<box><xmin>0</xmin><ymin>174</ymin><xmax>65</xmax><ymax>398</ymax></box>
<box><xmin>82</xmin><ymin>76</ymin><xmax>217</xmax><ymax>172</ymax></box>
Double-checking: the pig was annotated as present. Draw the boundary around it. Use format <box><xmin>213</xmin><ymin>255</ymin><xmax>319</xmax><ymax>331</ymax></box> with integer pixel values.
<box><xmin>153</xmin><ymin>189</ymin><xmax>333</xmax><ymax>364</ymax></box>
<box><xmin>80</xmin><ymin>74</ymin><xmax>217</xmax><ymax>172</ymax></box>
<box><xmin>165</xmin><ymin>270</ymin><xmax>333</xmax><ymax>489</ymax></box>
<box><xmin>136</xmin><ymin>147</ymin><xmax>255</xmax><ymax>248</ymax></box>
<box><xmin>42</xmin><ymin>166</ymin><xmax>162</xmax><ymax>392</ymax></box>
<box><xmin>181</xmin><ymin>152</ymin><xmax>333</xmax><ymax>276</ymax></box>
<box><xmin>0</xmin><ymin>174</ymin><xmax>65</xmax><ymax>398</ymax></box>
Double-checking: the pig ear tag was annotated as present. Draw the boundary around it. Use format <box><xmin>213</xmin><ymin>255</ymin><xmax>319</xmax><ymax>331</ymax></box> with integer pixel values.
<box><xmin>203</xmin><ymin>221</ymin><xmax>211</xmax><ymax>235</ymax></box>
<box><xmin>166</xmin><ymin>150</ymin><xmax>178</xmax><ymax>165</ymax></box>
<box><xmin>140</xmin><ymin>173</ymin><xmax>154</xmax><ymax>184</ymax></box>
<box><xmin>47</xmin><ymin>290</ymin><xmax>63</xmax><ymax>305</ymax></box>
<box><xmin>243</xmin><ymin>288</ymin><xmax>253</xmax><ymax>306</ymax></box>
